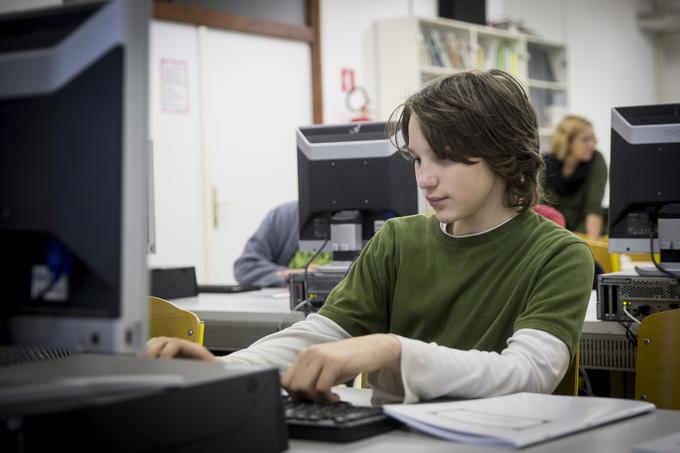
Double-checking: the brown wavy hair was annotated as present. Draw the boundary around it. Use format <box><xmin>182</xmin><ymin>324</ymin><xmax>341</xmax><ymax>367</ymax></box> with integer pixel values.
<box><xmin>386</xmin><ymin>69</ymin><xmax>544</xmax><ymax>211</ymax></box>
<box><xmin>550</xmin><ymin>115</ymin><xmax>593</xmax><ymax>161</ymax></box>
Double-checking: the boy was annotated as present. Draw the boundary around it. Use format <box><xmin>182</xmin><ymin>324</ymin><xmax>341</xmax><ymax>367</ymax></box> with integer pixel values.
<box><xmin>146</xmin><ymin>69</ymin><xmax>593</xmax><ymax>404</ymax></box>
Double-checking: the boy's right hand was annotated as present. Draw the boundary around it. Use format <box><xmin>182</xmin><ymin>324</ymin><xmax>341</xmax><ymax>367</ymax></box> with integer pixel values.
<box><xmin>144</xmin><ymin>337</ymin><xmax>219</xmax><ymax>363</ymax></box>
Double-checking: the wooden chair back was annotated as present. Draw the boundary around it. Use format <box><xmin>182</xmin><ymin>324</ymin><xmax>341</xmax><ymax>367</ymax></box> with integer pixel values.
<box><xmin>149</xmin><ymin>295</ymin><xmax>204</xmax><ymax>345</ymax></box>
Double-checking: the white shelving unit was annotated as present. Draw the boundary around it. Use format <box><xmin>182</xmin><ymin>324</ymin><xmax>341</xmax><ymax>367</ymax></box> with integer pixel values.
<box><xmin>375</xmin><ymin>17</ymin><xmax>568</xmax><ymax>151</ymax></box>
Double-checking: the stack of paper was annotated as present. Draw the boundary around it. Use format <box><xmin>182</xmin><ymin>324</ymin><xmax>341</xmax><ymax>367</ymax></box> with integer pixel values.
<box><xmin>384</xmin><ymin>392</ymin><xmax>655</xmax><ymax>448</ymax></box>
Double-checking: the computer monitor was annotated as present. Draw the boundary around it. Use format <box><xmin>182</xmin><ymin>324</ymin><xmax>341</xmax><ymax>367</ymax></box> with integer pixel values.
<box><xmin>0</xmin><ymin>0</ymin><xmax>150</xmax><ymax>353</ymax></box>
<box><xmin>296</xmin><ymin>122</ymin><xmax>418</xmax><ymax>260</ymax></box>
<box><xmin>609</xmin><ymin>104</ymin><xmax>680</xmax><ymax>274</ymax></box>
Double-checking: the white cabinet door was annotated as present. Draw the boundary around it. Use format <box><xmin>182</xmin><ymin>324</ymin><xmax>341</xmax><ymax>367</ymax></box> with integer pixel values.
<box><xmin>148</xmin><ymin>21</ymin><xmax>206</xmax><ymax>279</ymax></box>
<box><xmin>200</xmin><ymin>28</ymin><xmax>312</xmax><ymax>283</ymax></box>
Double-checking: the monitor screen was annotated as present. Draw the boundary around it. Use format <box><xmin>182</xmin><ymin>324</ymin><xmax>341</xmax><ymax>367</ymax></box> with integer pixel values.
<box><xmin>296</xmin><ymin>122</ymin><xmax>419</xmax><ymax>258</ymax></box>
<box><xmin>609</xmin><ymin>104</ymin><xmax>680</xmax><ymax>267</ymax></box>
<box><xmin>0</xmin><ymin>0</ymin><xmax>150</xmax><ymax>353</ymax></box>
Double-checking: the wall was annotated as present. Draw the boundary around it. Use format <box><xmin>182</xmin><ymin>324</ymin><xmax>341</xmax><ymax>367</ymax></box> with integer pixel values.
<box><xmin>490</xmin><ymin>0</ymin><xmax>658</xmax><ymax>206</ymax></box>
<box><xmin>320</xmin><ymin>0</ymin><xmax>437</xmax><ymax>124</ymax></box>
<box><xmin>658</xmin><ymin>32</ymin><xmax>680</xmax><ymax>102</ymax></box>
<box><xmin>147</xmin><ymin>21</ymin><xmax>207</xmax><ymax>278</ymax></box>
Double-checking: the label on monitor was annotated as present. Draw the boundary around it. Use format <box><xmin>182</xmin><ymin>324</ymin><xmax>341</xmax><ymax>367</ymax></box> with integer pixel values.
<box><xmin>31</xmin><ymin>265</ymin><xmax>69</xmax><ymax>301</ymax></box>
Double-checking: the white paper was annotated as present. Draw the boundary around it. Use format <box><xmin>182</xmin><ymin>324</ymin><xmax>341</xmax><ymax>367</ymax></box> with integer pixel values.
<box><xmin>161</xmin><ymin>59</ymin><xmax>189</xmax><ymax>113</ymax></box>
<box><xmin>384</xmin><ymin>392</ymin><xmax>655</xmax><ymax>448</ymax></box>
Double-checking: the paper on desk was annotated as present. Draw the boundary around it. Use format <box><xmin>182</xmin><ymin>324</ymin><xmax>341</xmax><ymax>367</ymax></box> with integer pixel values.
<box><xmin>384</xmin><ymin>392</ymin><xmax>655</xmax><ymax>448</ymax></box>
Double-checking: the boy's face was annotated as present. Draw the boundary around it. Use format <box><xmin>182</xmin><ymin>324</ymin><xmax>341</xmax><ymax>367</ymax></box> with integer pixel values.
<box><xmin>406</xmin><ymin>116</ymin><xmax>507</xmax><ymax>233</ymax></box>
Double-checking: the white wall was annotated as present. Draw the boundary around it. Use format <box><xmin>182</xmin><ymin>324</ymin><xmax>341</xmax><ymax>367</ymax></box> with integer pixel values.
<box><xmin>322</xmin><ymin>0</ymin><xmax>658</xmax><ymax>162</ymax></box>
<box><xmin>490</xmin><ymin>0</ymin><xmax>658</xmax><ymax>206</ymax></box>
<box><xmin>320</xmin><ymin>0</ymin><xmax>437</xmax><ymax>124</ymax></box>
<box><xmin>147</xmin><ymin>21</ymin><xmax>206</xmax><ymax>278</ymax></box>
<box><xmin>658</xmin><ymin>32</ymin><xmax>680</xmax><ymax>102</ymax></box>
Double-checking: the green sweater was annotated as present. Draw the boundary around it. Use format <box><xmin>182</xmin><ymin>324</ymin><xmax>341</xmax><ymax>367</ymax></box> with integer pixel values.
<box><xmin>318</xmin><ymin>210</ymin><xmax>593</xmax><ymax>357</ymax></box>
<box><xmin>544</xmin><ymin>150</ymin><xmax>608</xmax><ymax>232</ymax></box>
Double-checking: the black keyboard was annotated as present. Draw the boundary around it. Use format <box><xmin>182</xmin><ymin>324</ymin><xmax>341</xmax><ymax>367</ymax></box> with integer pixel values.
<box><xmin>196</xmin><ymin>283</ymin><xmax>260</xmax><ymax>294</ymax></box>
<box><xmin>0</xmin><ymin>344</ymin><xmax>71</xmax><ymax>367</ymax></box>
<box><xmin>283</xmin><ymin>397</ymin><xmax>400</xmax><ymax>443</ymax></box>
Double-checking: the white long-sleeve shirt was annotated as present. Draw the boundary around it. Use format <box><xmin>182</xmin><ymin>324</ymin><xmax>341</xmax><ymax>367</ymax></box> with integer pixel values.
<box><xmin>219</xmin><ymin>313</ymin><xmax>570</xmax><ymax>404</ymax></box>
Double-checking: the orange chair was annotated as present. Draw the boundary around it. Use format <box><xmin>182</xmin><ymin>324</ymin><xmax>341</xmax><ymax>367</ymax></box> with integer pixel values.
<box><xmin>553</xmin><ymin>349</ymin><xmax>580</xmax><ymax>396</ymax></box>
<box><xmin>574</xmin><ymin>233</ymin><xmax>620</xmax><ymax>273</ymax></box>
<box><xmin>148</xmin><ymin>296</ymin><xmax>205</xmax><ymax>345</ymax></box>
<box><xmin>635</xmin><ymin>308</ymin><xmax>680</xmax><ymax>409</ymax></box>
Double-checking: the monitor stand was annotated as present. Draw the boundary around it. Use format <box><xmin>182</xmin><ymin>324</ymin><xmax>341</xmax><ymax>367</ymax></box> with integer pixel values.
<box><xmin>635</xmin><ymin>262</ymin><xmax>680</xmax><ymax>277</ymax></box>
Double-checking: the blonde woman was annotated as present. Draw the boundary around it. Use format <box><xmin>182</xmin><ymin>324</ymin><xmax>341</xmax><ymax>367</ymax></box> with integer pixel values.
<box><xmin>544</xmin><ymin>116</ymin><xmax>607</xmax><ymax>240</ymax></box>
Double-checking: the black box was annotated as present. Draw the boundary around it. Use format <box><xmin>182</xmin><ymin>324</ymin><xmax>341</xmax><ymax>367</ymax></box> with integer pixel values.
<box><xmin>0</xmin><ymin>354</ymin><xmax>287</xmax><ymax>452</ymax></box>
<box><xmin>151</xmin><ymin>267</ymin><xmax>198</xmax><ymax>299</ymax></box>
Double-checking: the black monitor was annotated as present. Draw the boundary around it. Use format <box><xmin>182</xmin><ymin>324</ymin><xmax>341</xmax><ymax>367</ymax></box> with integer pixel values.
<box><xmin>0</xmin><ymin>0</ymin><xmax>150</xmax><ymax>353</ymax></box>
<box><xmin>609</xmin><ymin>104</ymin><xmax>680</xmax><ymax>275</ymax></box>
<box><xmin>296</xmin><ymin>122</ymin><xmax>419</xmax><ymax>260</ymax></box>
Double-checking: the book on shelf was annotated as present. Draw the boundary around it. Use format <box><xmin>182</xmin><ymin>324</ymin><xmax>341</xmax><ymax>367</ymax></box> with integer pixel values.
<box><xmin>422</xmin><ymin>29</ymin><xmax>441</xmax><ymax>67</ymax></box>
<box><xmin>430</xmin><ymin>29</ymin><xmax>452</xmax><ymax>68</ymax></box>
<box><xmin>384</xmin><ymin>392</ymin><xmax>655</xmax><ymax>448</ymax></box>
<box><xmin>443</xmin><ymin>31</ymin><xmax>467</xmax><ymax>70</ymax></box>
<box><xmin>528</xmin><ymin>43</ymin><xmax>556</xmax><ymax>82</ymax></box>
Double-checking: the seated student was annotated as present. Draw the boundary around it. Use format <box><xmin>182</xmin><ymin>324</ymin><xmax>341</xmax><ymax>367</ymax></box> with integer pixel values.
<box><xmin>146</xmin><ymin>69</ymin><xmax>593</xmax><ymax>405</ymax></box>
<box><xmin>233</xmin><ymin>201</ymin><xmax>330</xmax><ymax>287</ymax></box>
<box><xmin>542</xmin><ymin>115</ymin><xmax>607</xmax><ymax>240</ymax></box>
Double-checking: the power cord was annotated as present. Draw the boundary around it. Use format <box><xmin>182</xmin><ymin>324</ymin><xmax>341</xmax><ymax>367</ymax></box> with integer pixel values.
<box><xmin>578</xmin><ymin>366</ymin><xmax>594</xmax><ymax>396</ymax></box>
<box><xmin>648</xmin><ymin>212</ymin><xmax>680</xmax><ymax>286</ymax></box>
<box><xmin>617</xmin><ymin>318</ymin><xmax>638</xmax><ymax>349</ymax></box>
<box><xmin>621</xmin><ymin>301</ymin><xmax>641</xmax><ymax>325</ymax></box>
<box><xmin>277</xmin><ymin>238</ymin><xmax>331</xmax><ymax>332</ymax></box>
<box><xmin>277</xmin><ymin>300</ymin><xmax>311</xmax><ymax>331</ymax></box>
<box><xmin>302</xmin><ymin>236</ymin><xmax>330</xmax><ymax>311</ymax></box>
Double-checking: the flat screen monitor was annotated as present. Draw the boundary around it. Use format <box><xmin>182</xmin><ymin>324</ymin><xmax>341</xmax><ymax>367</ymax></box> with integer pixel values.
<box><xmin>296</xmin><ymin>122</ymin><xmax>418</xmax><ymax>259</ymax></box>
<box><xmin>0</xmin><ymin>0</ymin><xmax>150</xmax><ymax>353</ymax></box>
<box><xmin>609</xmin><ymin>104</ymin><xmax>680</xmax><ymax>273</ymax></box>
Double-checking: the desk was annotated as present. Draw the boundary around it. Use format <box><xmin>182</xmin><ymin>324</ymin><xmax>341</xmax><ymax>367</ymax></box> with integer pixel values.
<box><xmin>174</xmin><ymin>289</ymin><xmax>637</xmax><ymax>371</ymax></box>
<box><xmin>581</xmin><ymin>290</ymin><xmax>637</xmax><ymax>371</ymax></box>
<box><xmin>173</xmin><ymin>289</ymin><xmax>303</xmax><ymax>352</ymax></box>
<box><xmin>289</xmin><ymin>388</ymin><xmax>680</xmax><ymax>453</ymax></box>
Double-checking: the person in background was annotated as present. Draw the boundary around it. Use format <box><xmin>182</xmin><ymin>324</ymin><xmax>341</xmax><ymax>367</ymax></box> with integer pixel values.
<box><xmin>543</xmin><ymin>115</ymin><xmax>607</xmax><ymax>240</ymax></box>
<box><xmin>147</xmin><ymin>70</ymin><xmax>593</xmax><ymax>405</ymax></box>
<box><xmin>233</xmin><ymin>201</ymin><xmax>330</xmax><ymax>287</ymax></box>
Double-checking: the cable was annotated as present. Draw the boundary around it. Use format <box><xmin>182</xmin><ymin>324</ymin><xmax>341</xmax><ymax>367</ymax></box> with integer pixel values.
<box><xmin>648</xmin><ymin>213</ymin><xmax>680</xmax><ymax>286</ymax></box>
<box><xmin>621</xmin><ymin>301</ymin><xmax>641</xmax><ymax>325</ymax></box>
<box><xmin>617</xmin><ymin>318</ymin><xmax>638</xmax><ymax>349</ymax></box>
<box><xmin>277</xmin><ymin>300</ymin><xmax>310</xmax><ymax>332</ymax></box>
<box><xmin>277</xmin><ymin>238</ymin><xmax>332</xmax><ymax>332</ymax></box>
<box><xmin>578</xmin><ymin>366</ymin><xmax>593</xmax><ymax>397</ymax></box>
<box><xmin>302</xmin><ymin>236</ymin><xmax>330</xmax><ymax>309</ymax></box>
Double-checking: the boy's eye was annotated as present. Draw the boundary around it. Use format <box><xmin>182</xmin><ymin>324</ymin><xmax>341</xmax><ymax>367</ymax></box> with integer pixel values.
<box><xmin>399</xmin><ymin>148</ymin><xmax>416</xmax><ymax>161</ymax></box>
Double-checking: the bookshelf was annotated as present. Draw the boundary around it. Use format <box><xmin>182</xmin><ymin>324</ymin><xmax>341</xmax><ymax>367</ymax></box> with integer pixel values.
<box><xmin>375</xmin><ymin>17</ymin><xmax>568</xmax><ymax>151</ymax></box>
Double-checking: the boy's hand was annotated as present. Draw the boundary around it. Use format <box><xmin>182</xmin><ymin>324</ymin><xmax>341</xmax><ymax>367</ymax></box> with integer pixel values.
<box><xmin>281</xmin><ymin>334</ymin><xmax>401</xmax><ymax>403</ymax></box>
<box><xmin>144</xmin><ymin>337</ymin><xmax>219</xmax><ymax>363</ymax></box>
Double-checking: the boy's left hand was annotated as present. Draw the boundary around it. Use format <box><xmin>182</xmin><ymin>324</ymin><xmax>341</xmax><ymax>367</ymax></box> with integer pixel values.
<box><xmin>281</xmin><ymin>334</ymin><xmax>401</xmax><ymax>403</ymax></box>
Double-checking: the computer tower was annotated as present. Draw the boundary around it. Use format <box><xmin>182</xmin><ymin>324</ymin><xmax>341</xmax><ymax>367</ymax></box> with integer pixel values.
<box><xmin>0</xmin><ymin>355</ymin><xmax>287</xmax><ymax>453</ymax></box>
<box><xmin>289</xmin><ymin>264</ymin><xmax>349</xmax><ymax>311</ymax></box>
<box><xmin>597</xmin><ymin>272</ymin><xmax>680</xmax><ymax>321</ymax></box>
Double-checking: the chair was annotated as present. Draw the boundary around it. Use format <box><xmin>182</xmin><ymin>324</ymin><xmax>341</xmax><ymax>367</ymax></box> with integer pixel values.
<box><xmin>552</xmin><ymin>349</ymin><xmax>580</xmax><ymax>396</ymax></box>
<box><xmin>635</xmin><ymin>308</ymin><xmax>680</xmax><ymax>409</ymax></box>
<box><xmin>148</xmin><ymin>296</ymin><xmax>205</xmax><ymax>345</ymax></box>
<box><xmin>573</xmin><ymin>233</ymin><xmax>620</xmax><ymax>273</ymax></box>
